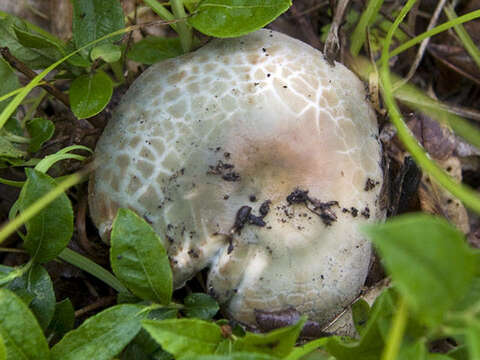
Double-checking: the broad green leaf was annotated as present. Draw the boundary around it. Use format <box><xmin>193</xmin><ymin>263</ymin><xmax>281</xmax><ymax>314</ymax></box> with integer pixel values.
<box><xmin>232</xmin><ymin>317</ymin><xmax>305</xmax><ymax>357</ymax></box>
<box><xmin>285</xmin><ymin>338</ymin><xmax>329</xmax><ymax>360</ymax></box>
<box><xmin>364</xmin><ymin>214</ymin><xmax>476</xmax><ymax>326</ymax></box>
<box><xmin>0</xmin><ymin>136</ymin><xmax>24</xmax><ymax>159</ymax></box>
<box><xmin>326</xmin><ymin>290</ymin><xmax>395</xmax><ymax>360</ymax></box>
<box><xmin>0</xmin><ymin>15</ymin><xmax>61</xmax><ymax>68</ymax></box>
<box><xmin>47</xmin><ymin>298</ymin><xmax>75</xmax><ymax>338</ymax></box>
<box><xmin>466</xmin><ymin>321</ymin><xmax>480</xmax><ymax>360</ymax></box>
<box><xmin>7</xmin><ymin>264</ymin><xmax>55</xmax><ymax>330</ymax></box>
<box><xmin>448</xmin><ymin>345</ymin><xmax>468</xmax><ymax>360</ymax></box>
<box><xmin>183</xmin><ymin>354</ymin><xmax>278</xmax><ymax>360</ymax></box>
<box><xmin>183</xmin><ymin>293</ymin><xmax>219</xmax><ymax>320</ymax></box>
<box><xmin>127</xmin><ymin>37</ymin><xmax>184</xmax><ymax>64</ymax></box>
<box><xmin>189</xmin><ymin>0</ymin><xmax>292</xmax><ymax>38</ymax></box>
<box><xmin>13</xmin><ymin>25</ymin><xmax>64</xmax><ymax>50</ymax></box>
<box><xmin>125</xmin><ymin>307</ymin><xmax>179</xmax><ymax>358</ymax></box>
<box><xmin>0</xmin><ymin>58</ymin><xmax>20</xmax><ymax>114</ymax></box>
<box><xmin>0</xmin><ymin>264</ymin><xmax>30</xmax><ymax>286</ymax></box>
<box><xmin>397</xmin><ymin>339</ymin><xmax>427</xmax><ymax>360</ymax></box>
<box><xmin>111</xmin><ymin>208</ymin><xmax>172</xmax><ymax>304</ymax></box>
<box><xmin>51</xmin><ymin>304</ymin><xmax>145</xmax><ymax>360</ymax></box>
<box><xmin>19</xmin><ymin>169</ymin><xmax>73</xmax><ymax>262</ymax></box>
<box><xmin>26</xmin><ymin>117</ymin><xmax>54</xmax><ymax>152</ymax></box>
<box><xmin>90</xmin><ymin>44</ymin><xmax>121</xmax><ymax>63</ymax></box>
<box><xmin>0</xmin><ymin>288</ymin><xmax>49</xmax><ymax>360</ymax></box>
<box><xmin>71</xmin><ymin>0</ymin><xmax>125</xmax><ymax>49</ymax></box>
<box><xmin>142</xmin><ymin>318</ymin><xmax>223</xmax><ymax>358</ymax></box>
<box><xmin>69</xmin><ymin>71</ymin><xmax>113</xmax><ymax>119</ymax></box>
<box><xmin>0</xmin><ymin>334</ymin><xmax>5</xmax><ymax>360</ymax></box>
<box><xmin>184</xmin><ymin>0</ymin><xmax>201</xmax><ymax>12</ymax></box>
<box><xmin>352</xmin><ymin>299</ymin><xmax>370</xmax><ymax>336</ymax></box>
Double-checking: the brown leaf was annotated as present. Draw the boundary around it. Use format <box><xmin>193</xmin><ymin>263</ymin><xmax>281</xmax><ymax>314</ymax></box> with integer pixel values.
<box><xmin>419</xmin><ymin>157</ymin><xmax>470</xmax><ymax>234</ymax></box>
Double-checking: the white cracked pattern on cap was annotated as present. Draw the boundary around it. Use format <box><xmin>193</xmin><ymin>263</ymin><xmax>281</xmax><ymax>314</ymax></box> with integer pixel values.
<box><xmin>88</xmin><ymin>29</ymin><xmax>384</xmax><ymax>327</ymax></box>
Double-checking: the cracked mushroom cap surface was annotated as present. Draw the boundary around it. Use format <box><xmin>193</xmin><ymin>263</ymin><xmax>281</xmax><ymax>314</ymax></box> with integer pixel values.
<box><xmin>88</xmin><ymin>29</ymin><xmax>384</xmax><ymax>327</ymax></box>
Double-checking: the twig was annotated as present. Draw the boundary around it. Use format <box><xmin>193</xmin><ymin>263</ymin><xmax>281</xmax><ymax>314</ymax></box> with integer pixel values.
<box><xmin>323</xmin><ymin>0</ymin><xmax>351</xmax><ymax>64</ymax></box>
<box><xmin>401</xmin><ymin>0</ymin><xmax>448</xmax><ymax>85</ymax></box>
<box><xmin>0</xmin><ymin>47</ymin><xmax>70</xmax><ymax>108</ymax></box>
<box><xmin>74</xmin><ymin>295</ymin><xmax>116</xmax><ymax>317</ymax></box>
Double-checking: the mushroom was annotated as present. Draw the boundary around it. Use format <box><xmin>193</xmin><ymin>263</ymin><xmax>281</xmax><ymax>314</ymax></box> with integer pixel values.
<box><xmin>88</xmin><ymin>29</ymin><xmax>384</xmax><ymax>329</ymax></box>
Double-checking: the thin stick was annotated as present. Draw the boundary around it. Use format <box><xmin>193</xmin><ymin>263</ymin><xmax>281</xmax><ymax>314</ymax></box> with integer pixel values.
<box><xmin>401</xmin><ymin>0</ymin><xmax>448</xmax><ymax>85</ymax></box>
<box><xmin>74</xmin><ymin>295</ymin><xmax>116</xmax><ymax>317</ymax></box>
<box><xmin>323</xmin><ymin>0</ymin><xmax>351</xmax><ymax>64</ymax></box>
<box><xmin>0</xmin><ymin>47</ymin><xmax>70</xmax><ymax>108</ymax></box>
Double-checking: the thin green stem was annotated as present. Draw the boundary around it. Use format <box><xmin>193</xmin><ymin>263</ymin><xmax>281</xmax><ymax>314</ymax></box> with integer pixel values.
<box><xmin>381</xmin><ymin>297</ymin><xmax>408</xmax><ymax>360</ymax></box>
<box><xmin>444</xmin><ymin>6</ymin><xmax>480</xmax><ymax>70</ymax></box>
<box><xmin>0</xmin><ymin>171</ymin><xmax>84</xmax><ymax>243</ymax></box>
<box><xmin>142</xmin><ymin>0</ymin><xmax>178</xmax><ymax>32</ymax></box>
<box><xmin>380</xmin><ymin>0</ymin><xmax>480</xmax><ymax>214</ymax></box>
<box><xmin>0</xmin><ymin>26</ymin><xmax>131</xmax><ymax>131</ymax></box>
<box><xmin>170</xmin><ymin>0</ymin><xmax>192</xmax><ymax>53</ymax></box>
<box><xmin>390</xmin><ymin>9</ymin><xmax>480</xmax><ymax>58</ymax></box>
<box><xmin>59</xmin><ymin>248</ymin><xmax>129</xmax><ymax>294</ymax></box>
<box><xmin>350</xmin><ymin>0</ymin><xmax>385</xmax><ymax>56</ymax></box>
<box><xmin>0</xmin><ymin>247</ymin><xmax>26</xmax><ymax>253</ymax></box>
<box><xmin>1</xmin><ymin>131</ymin><xmax>30</xmax><ymax>144</ymax></box>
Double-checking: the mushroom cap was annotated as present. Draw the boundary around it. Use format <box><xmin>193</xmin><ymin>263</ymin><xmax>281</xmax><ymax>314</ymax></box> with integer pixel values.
<box><xmin>88</xmin><ymin>29</ymin><xmax>384</xmax><ymax>327</ymax></box>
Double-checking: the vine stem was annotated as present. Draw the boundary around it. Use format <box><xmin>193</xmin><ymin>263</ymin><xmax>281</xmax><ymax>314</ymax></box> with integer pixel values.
<box><xmin>381</xmin><ymin>297</ymin><xmax>408</xmax><ymax>360</ymax></box>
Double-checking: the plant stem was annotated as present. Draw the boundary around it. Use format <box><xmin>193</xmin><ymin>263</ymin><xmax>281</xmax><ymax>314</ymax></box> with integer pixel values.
<box><xmin>59</xmin><ymin>248</ymin><xmax>129</xmax><ymax>294</ymax></box>
<box><xmin>142</xmin><ymin>0</ymin><xmax>178</xmax><ymax>32</ymax></box>
<box><xmin>381</xmin><ymin>297</ymin><xmax>408</xmax><ymax>360</ymax></box>
<box><xmin>169</xmin><ymin>0</ymin><xmax>192</xmax><ymax>53</ymax></box>
<box><xmin>2</xmin><ymin>130</ymin><xmax>30</xmax><ymax>144</ymax></box>
<box><xmin>380</xmin><ymin>0</ymin><xmax>480</xmax><ymax>214</ymax></box>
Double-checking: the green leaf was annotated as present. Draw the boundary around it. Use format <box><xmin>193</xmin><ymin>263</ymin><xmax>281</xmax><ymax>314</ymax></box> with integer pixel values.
<box><xmin>285</xmin><ymin>338</ymin><xmax>329</xmax><ymax>360</ymax></box>
<box><xmin>13</xmin><ymin>25</ymin><xmax>64</xmax><ymax>50</ymax></box>
<box><xmin>232</xmin><ymin>317</ymin><xmax>305</xmax><ymax>358</ymax></box>
<box><xmin>142</xmin><ymin>318</ymin><xmax>224</xmax><ymax>358</ymax></box>
<box><xmin>326</xmin><ymin>290</ymin><xmax>396</xmax><ymax>360</ymax></box>
<box><xmin>0</xmin><ymin>264</ymin><xmax>30</xmax><ymax>286</ymax></box>
<box><xmin>19</xmin><ymin>169</ymin><xmax>73</xmax><ymax>262</ymax></box>
<box><xmin>183</xmin><ymin>293</ymin><xmax>219</xmax><ymax>320</ymax></box>
<box><xmin>7</xmin><ymin>264</ymin><xmax>55</xmax><ymax>330</ymax></box>
<box><xmin>0</xmin><ymin>58</ymin><xmax>20</xmax><ymax>114</ymax></box>
<box><xmin>90</xmin><ymin>44</ymin><xmax>122</xmax><ymax>63</ymax></box>
<box><xmin>183</xmin><ymin>354</ymin><xmax>278</xmax><ymax>360</ymax></box>
<box><xmin>0</xmin><ymin>15</ymin><xmax>62</xmax><ymax>68</ymax></box>
<box><xmin>51</xmin><ymin>304</ymin><xmax>145</xmax><ymax>360</ymax></box>
<box><xmin>26</xmin><ymin>117</ymin><xmax>55</xmax><ymax>152</ymax></box>
<box><xmin>127</xmin><ymin>37</ymin><xmax>184</xmax><ymax>64</ymax></box>
<box><xmin>466</xmin><ymin>321</ymin><xmax>480</xmax><ymax>360</ymax></box>
<box><xmin>189</xmin><ymin>0</ymin><xmax>292</xmax><ymax>38</ymax></box>
<box><xmin>0</xmin><ymin>288</ymin><xmax>50</xmax><ymax>360</ymax></box>
<box><xmin>124</xmin><ymin>307</ymin><xmax>179</xmax><ymax>358</ymax></box>
<box><xmin>0</xmin><ymin>136</ymin><xmax>24</xmax><ymax>159</ymax></box>
<box><xmin>69</xmin><ymin>71</ymin><xmax>113</xmax><ymax>119</ymax></box>
<box><xmin>111</xmin><ymin>208</ymin><xmax>172</xmax><ymax>304</ymax></box>
<box><xmin>364</xmin><ymin>214</ymin><xmax>476</xmax><ymax>326</ymax></box>
<box><xmin>352</xmin><ymin>299</ymin><xmax>370</xmax><ymax>336</ymax></box>
<box><xmin>0</xmin><ymin>334</ymin><xmax>5</xmax><ymax>360</ymax></box>
<box><xmin>47</xmin><ymin>298</ymin><xmax>75</xmax><ymax>338</ymax></box>
<box><xmin>71</xmin><ymin>0</ymin><xmax>125</xmax><ymax>49</ymax></box>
